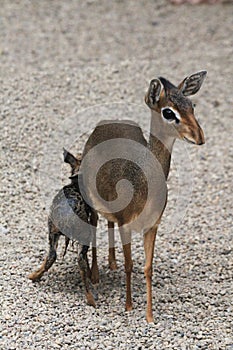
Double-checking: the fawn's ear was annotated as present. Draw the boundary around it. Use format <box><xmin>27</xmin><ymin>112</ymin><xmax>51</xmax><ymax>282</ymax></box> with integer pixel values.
<box><xmin>63</xmin><ymin>148</ymin><xmax>79</xmax><ymax>169</ymax></box>
<box><xmin>178</xmin><ymin>71</ymin><xmax>207</xmax><ymax>96</ymax></box>
<box><xmin>69</xmin><ymin>173</ymin><xmax>79</xmax><ymax>180</ymax></box>
<box><xmin>76</xmin><ymin>153</ymin><xmax>82</xmax><ymax>164</ymax></box>
<box><xmin>145</xmin><ymin>78</ymin><xmax>163</xmax><ymax>108</ymax></box>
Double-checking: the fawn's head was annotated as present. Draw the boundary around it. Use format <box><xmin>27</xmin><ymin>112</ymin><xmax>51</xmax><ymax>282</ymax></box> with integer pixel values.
<box><xmin>63</xmin><ymin>148</ymin><xmax>82</xmax><ymax>179</ymax></box>
<box><xmin>145</xmin><ymin>71</ymin><xmax>207</xmax><ymax>145</ymax></box>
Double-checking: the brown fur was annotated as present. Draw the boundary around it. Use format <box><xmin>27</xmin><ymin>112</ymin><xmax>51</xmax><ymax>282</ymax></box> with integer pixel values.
<box><xmin>81</xmin><ymin>71</ymin><xmax>206</xmax><ymax>322</ymax></box>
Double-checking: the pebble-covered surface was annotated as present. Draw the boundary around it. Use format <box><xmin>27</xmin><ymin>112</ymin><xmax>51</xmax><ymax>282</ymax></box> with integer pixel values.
<box><xmin>1</xmin><ymin>1</ymin><xmax>232</xmax><ymax>349</ymax></box>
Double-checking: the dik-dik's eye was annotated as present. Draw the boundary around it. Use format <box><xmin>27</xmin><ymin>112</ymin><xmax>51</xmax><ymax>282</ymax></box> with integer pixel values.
<box><xmin>162</xmin><ymin>108</ymin><xmax>180</xmax><ymax>124</ymax></box>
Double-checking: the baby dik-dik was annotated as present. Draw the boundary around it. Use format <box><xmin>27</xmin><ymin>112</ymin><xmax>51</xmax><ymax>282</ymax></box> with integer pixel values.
<box><xmin>28</xmin><ymin>149</ymin><xmax>96</xmax><ymax>307</ymax></box>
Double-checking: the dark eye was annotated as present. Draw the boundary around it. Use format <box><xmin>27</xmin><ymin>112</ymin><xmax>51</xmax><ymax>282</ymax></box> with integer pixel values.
<box><xmin>162</xmin><ymin>108</ymin><xmax>180</xmax><ymax>123</ymax></box>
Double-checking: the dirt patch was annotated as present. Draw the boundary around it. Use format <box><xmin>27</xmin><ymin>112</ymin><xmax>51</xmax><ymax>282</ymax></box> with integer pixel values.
<box><xmin>1</xmin><ymin>1</ymin><xmax>232</xmax><ymax>349</ymax></box>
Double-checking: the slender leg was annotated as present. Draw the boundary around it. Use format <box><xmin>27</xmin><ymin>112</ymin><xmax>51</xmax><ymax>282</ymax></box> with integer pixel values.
<box><xmin>90</xmin><ymin>211</ymin><xmax>99</xmax><ymax>284</ymax></box>
<box><xmin>108</xmin><ymin>221</ymin><xmax>117</xmax><ymax>270</ymax></box>
<box><xmin>28</xmin><ymin>231</ymin><xmax>60</xmax><ymax>281</ymax></box>
<box><xmin>78</xmin><ymin>245</ymin><xmax>96</xmax><ymax>307</ymax></box>
<box><xmin>119</xmin><ymin>227</ymin><xmax>133</xmax><ymax>311</ymax></box>
<box><xmin>62</xmin><ymin>236</ymin><xmax>70</xmax><ymax>258</ymax></box>
<box><xmin>144</xmin><ymin>226</ymin><xmax>157</xmax><ymax>323</ymax></box>
<box><xmin>85</xmin><ymin>252</ymin><xmax>92</xmax><ymax>280</ymax></box>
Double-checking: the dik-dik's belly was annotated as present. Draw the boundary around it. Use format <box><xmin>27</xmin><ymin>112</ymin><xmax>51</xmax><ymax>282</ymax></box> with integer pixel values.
<box><xmin>83</xmin><ymin>173</ymin><xmax>167</xmax><ymax>232</ymax></box>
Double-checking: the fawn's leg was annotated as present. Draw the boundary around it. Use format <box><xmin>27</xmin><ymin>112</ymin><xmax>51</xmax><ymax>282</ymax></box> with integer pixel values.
<box><xmin>144</xmin><ymin>226</ymin><xmax>157</xmax><ymax>323</ymax></box>
<box><xmin>28</xmin><ymin>230</ymin><xmax>60</xmax><ymax>282</ymax></box>
<box><xmin>62</xmin><ymin>236</ymin><xmax>70</xmax><ymax>258</ymax></box>
<box><xmin>119</xmin><ymin>227</ymin><xmax>133</xmax><ymax>311</ymax></box>
<box><xmin>108</xmin><ymin>221</ymin><xmax>117</xmax><ymax>270</ymax></box>
<box><xmin>85</xmin><ymin>252</ymin><xmax>92</xmax><ymax>280</ymax></box>
<box><xmin>78</xmin><ymin>245</ymin><xmax>96</xmax><ymax>307</ymax></box>
<box><xmin>90</xmin><ymin>211</ymin><xmax>99</xmax><ymax>284</ymax></box>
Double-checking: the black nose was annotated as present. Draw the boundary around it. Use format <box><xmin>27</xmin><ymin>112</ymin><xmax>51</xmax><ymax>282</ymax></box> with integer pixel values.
<box><xmin>198</xmin><ymin>127</ymin><xmax>205</xmax><ymax>145</ymax></box>
<box><xmin>198</xmin><ymin>140</ymin><xmax>205</xmax><ymax>146</ymax></box>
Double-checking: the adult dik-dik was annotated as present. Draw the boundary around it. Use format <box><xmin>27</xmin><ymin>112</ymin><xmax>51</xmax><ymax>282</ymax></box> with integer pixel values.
<box><xmin>80</xmin><ymin>71</ymin><xmax>207</xmax><ymax>322</ymax></box>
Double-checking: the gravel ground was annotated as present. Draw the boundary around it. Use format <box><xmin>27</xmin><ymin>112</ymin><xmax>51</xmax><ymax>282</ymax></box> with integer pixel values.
<box><xmin>1</xmin><ymin>1</ymin><xmax>233</xmax><ymax>349</ymax></box>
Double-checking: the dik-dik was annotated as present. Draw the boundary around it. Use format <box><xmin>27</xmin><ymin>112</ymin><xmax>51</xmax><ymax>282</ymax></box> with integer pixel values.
<box><xmin>28</xmin><ymin>149</ymin><xmax>96</xmax><ymax>306</ymax></box>
<box><xmin>80</xmin><ymin>71</ymin><xmax>207</xmax><ymax>322</ymax></box>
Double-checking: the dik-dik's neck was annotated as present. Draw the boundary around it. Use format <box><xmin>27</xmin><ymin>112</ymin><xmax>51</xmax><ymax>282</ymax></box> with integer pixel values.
<box><xmin>149</xmin><ymin>110</ymin><xmax>175</xmax><ymax>180</ymax></box>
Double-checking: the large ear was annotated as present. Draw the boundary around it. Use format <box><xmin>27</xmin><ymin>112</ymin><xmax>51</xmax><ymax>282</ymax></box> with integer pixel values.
<box><xmin>178</xmin><ymin>71</ymin><xmax>207</xmax><ymax>96</ymax></box>
<box><xmin>145</xmin><ymin>78</ymin><xmax>163</xmax><ymax>108</ymax></box>
<box><xmin>63</xmin><ymin>148</ymin><xmax>79</xmax><ymax>170</ymax></box>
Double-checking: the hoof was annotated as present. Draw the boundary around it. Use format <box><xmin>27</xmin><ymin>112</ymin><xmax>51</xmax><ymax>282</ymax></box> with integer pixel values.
<box><xmin>91</xmin><ymin>277</ymin><xmax>99</xmax><ymax>285</ymax></box>
<box><xmin>125</xmin><ymin>304</ymin><xmax>133</xmax><ymax>312</ymax></box>
<box><xmin>86</xmin><ymin>292</ymin><xmax>96</xmax><ymax>308</ymax></box>
<box><xmin>146</xmin><ymin>315</ymin><xmax>154</xmax><ymax>323</ymax></box>
<box><xmin>109</xmin><ymin>261</ymin><xmax>118</xmax><ymax>271</ymax></box>
<box><xmin>91</xmin><ymin>273</ymin><xmax>99</xmax><ymax>285</ymax></box>
<box><xmin>28</xmin><ymin>271</ymin><xmax>42</xmax><ymax>282</ymax></box>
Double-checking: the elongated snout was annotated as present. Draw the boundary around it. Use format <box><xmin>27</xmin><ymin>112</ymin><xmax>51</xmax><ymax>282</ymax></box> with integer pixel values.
<box><xmin>182</xmin><ymin>118</ymin><xmax>205</xmax><ymax>146</ymax></box>
<box><xmin>196</xmin><ymin>123</ymin><xmax>205</xmax><ymax>145</ymax></box>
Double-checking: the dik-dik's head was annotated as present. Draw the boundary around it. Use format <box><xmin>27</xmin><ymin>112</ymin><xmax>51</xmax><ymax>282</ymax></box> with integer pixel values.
<box><xmin>63</xmin><ymin>148</ymin><xmax>82</xmax><ymax>179</ymax></box>
<box><xmin>145</xmin><ymin>71</ymin><xmax>207</xmax><ymax>145</ymax></box>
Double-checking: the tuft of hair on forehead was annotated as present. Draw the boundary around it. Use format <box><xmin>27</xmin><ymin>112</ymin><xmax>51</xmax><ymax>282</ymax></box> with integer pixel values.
<box><xmin>169</xmin><ymin>92</ymin><xmax>193</xmax><ymax>113</ymax></box>
<box><xmin>159</xmin><ymin>77</ymin><xmax>193</xmax><ymax>111</ymax></box>
<box><xmin>159</xmin><ymin>77</ymin><xmax>176</xmax><ymax>92</ymax></box>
